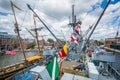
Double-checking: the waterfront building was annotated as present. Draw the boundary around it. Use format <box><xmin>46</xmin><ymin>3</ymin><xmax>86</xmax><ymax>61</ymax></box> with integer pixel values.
<box><xmin>0</xmin><ymin>32</ymin><xmax>18</xmax><ymax>50</ymax></box>
<box><xmin>104</xmin><ymin>37</ymin><xmax>120</xmax><ymax>50</ymax></box>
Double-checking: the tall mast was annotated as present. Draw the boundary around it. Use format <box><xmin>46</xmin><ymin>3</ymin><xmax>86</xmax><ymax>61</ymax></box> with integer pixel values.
<box><xmin>31</xmin><ymin>16</ymin><xmax>42</xmax><ymax>55</ymax></box>
<box><xmin>72</xmin><ymin>5</ymin><xmax>74</xmax><ymax>24</ymax></box>
<box><xmin>39</xmin><ymin>34</ymin><xmax>47</xmax><ymax>49</ymax></box>
<box><xmin>69</xmin><ymin>4</ymin><xmax>77</xmax><ymax>31</ymax></box>
<box><xmin>72</xmin><ymin>4</ymin><xmax>76</xmax><ymax>30</ymax></box>
<box><xmin>10</xmin><ymin>1</ymin><xmax>27</xmax><ymax>62</ymax></box>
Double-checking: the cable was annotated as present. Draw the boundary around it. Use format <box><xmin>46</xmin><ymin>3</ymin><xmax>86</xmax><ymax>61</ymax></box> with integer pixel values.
<box><xmin>20</xmin><ymin>0</ymin><xmax>41</xmax><ymax>29</ymax></box>
<box><xmin>39</xmin><ymin>16</ymin><xmax>65</xmax><ymax>39</ymax></box>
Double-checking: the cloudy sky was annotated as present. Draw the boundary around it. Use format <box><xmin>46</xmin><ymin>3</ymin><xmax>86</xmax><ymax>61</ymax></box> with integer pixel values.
<box><xmin>0</xmin><ymin>0</ymin><xmax>120</xmax><ymax>41</ymax></box>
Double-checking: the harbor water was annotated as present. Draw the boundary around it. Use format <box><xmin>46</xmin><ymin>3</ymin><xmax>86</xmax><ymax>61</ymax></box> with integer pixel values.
<box><xmin>0</xmin><ymin>51</ymin><xmax>38</xmax><ymax>67</ymax></box>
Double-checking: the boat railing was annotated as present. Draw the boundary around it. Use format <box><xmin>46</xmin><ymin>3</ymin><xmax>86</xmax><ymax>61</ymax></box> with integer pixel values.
<box><xmin>5</xmin><ymin>62</ymin><xmax>43</xmax><ymax>80</ymax></box>
<box><xmin>0</xmin><ymin>62</ymin><xmax>25</xmax><ymax>78</ymax></box>
<box><xmin>108</xmin><ymin>64</ymin><xmax>120</xmax><ymax>80</ymax></box>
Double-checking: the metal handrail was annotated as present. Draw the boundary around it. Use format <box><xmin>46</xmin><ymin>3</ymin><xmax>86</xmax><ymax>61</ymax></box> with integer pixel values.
<box><xmin>5</xmin><ymin>62</ymin><xmax>42</xmax><ymax>80</ymax></box>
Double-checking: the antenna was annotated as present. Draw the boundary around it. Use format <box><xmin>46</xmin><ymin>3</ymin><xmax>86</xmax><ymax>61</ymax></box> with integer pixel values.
<box><xmin>68</xmin><ymin>4</ymin><xmax>77</xmax><ymax>30</ymax></box>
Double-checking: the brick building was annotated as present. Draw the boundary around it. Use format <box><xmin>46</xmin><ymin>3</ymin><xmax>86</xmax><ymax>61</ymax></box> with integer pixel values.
<box><xmin>22</xmin><ymin>39</ymin><xmax>35</xmax><ymax>49</ymax></box>
<box><xmin>0</xmin><ymin>32</ymin><xmax>19</xmax><ymax>50</ymax></box>
<box><xmin>38</xmin><ymin>39</ymin><xmax>45</xmax><ymax>47</ymax></box>
<box><xmin>104</xmin><ymin>37</ymin><xmax>120</xmax><ymax>49</ymax></box>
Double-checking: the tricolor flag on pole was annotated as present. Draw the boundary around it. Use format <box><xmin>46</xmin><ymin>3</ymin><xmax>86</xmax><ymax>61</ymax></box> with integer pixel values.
<box><xmin>58</xmin><ymin>44</ymin><xmax>68</xmax><ymax>58</ymax></box>
<box><xmin>59</xmin><ymin>59</ymin><xmax>63</xmax><ymax>77</ymax></box>
<box><xmin>46</xmin><ymin>57</ymin><xmax>60</xmax><ymax>80</ymax></box>
<box><xmin>30</xmin><ymin>57</ymin><xmax>60</xmax><ymax>80</ymax></box>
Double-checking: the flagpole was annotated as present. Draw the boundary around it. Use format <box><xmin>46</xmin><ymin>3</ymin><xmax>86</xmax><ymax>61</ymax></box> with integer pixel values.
<box><xmin>59</xmin><ymin>59</ymin><xmax>63</xmax><ymax>77</ymax></box>
<box><xmin>10</xmin><ymin>1</ymin><xmax>27</xmax><ymax>62</ymax></box>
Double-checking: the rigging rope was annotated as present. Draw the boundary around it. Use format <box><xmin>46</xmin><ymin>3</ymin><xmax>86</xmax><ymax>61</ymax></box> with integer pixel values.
<box><xmin>20</xmin><ymin>0</ymin><xmax>40</xmax><ymax>28</ymax></box>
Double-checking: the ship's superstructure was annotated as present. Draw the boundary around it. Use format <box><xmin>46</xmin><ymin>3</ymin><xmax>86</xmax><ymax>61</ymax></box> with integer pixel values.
<box><xmin>1</xmin><ymin>0</ymin><xmax>120</xmax><ymax>80</ymax></box>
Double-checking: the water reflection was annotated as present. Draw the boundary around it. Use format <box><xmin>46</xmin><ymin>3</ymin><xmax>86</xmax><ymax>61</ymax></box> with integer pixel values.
<box><xmin>0</xmin><ymin>51</ymin><xmax>37</xmax><ymax>67</ymax></box>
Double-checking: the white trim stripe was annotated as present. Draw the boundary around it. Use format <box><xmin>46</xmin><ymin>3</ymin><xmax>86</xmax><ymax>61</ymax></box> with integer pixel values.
<box><xmin>52</xmin><ymin>57</ymin><xmax>56</xmax><ymax>80</ymax></box>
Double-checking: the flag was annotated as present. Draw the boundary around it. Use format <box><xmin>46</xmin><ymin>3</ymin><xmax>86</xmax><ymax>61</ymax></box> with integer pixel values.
<box><xmin>58</xmin><ymin>44</ymin><xmax>68</xmax><ymax>58</ymax></box>
<box><xmin>38</xmin><ymin>57</ymin><xmax>60</xmax><ymax>80</ymax></box>
<box><xmin>10</xmin><ymin>1</ymin><xmax>22</xmax><ymax>11</ymax></box>
<box><xmin>46</xmin><ymin>57</ymin><xmax>60</xmax><ymax>80</ymax></box>
<box><xmin>71</xmin><ymin>35</ymin><xmax>78</xmax><ymax>43</ymax></box>
<box><xmin>75</xmin><ymin>25</ymin><xmax>80</xmax><ymax>34</ymax></box>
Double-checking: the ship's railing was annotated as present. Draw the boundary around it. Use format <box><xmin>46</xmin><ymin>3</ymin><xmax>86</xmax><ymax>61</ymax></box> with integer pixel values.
<box><xmin>108</xmin><ymin>64</ymin><xmax>120</xmax><ymax>80</ymax></box>
<box><xmin>104</xmin><ymin>47</ymin><xmax>120</xmax><ymax>53</ymax></box>
<box><xmin>5</xmin><ymin>62</ymin><xmax>42</xmax><ymax>80</ymax></box>
<box><xmin>92</xmin><ymin>52</ymin><xmax>115</xmax><ymax>62</ymax></box>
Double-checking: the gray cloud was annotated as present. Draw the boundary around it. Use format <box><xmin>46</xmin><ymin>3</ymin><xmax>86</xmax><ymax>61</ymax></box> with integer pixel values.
<box><xmin>0</xmin><ymin>0</ymin><xmax>120</xmax><ymax>40</ymax></box>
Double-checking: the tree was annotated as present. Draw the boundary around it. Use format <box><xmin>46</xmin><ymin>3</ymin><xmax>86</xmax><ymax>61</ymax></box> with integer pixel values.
<box><xmin>47</xmin><ymin>38</ymin><xmax>54</xmax><ymax>43</ymax></box>
<box><xmin>95</xmin><ymin>40</ymin><xmax>104</xmax><ymax>46</ymax></box>
<box><xmin>30</xmin><ymin>44</ymin><xmax>36</xmax><ymax>49</ymax></box>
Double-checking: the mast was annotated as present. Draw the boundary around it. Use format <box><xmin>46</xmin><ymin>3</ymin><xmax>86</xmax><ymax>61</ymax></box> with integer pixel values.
<box><xmin>10</xmin><ymin>1</ymin><xmax>27</xmax><ymax>62</ymax></box>
<box><xmin>39</xmin><ymin>34</ymin><xmax>47</xmax><ymax>49</ymax></box>
<box><xmin>31</xmin><ymin>16</ymin><xmax>42</xmax><ymax>55</ymax></box>
<box><xmin>72</xmin><ymin>5</ymin><xmax>74</xmax><ymax>20</ymax></box>
<box><xmin>69</xmin><ymin>4</ymin><xmax>76</xmax><ymax>30</ymax></box>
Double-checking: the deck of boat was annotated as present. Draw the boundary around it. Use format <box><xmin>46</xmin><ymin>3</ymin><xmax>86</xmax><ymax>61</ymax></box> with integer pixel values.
<box><xmin>61</xmin><ymin>60</ymin><xmax>88</xmax><ymax>77</ymax></box>
<box><xmin>62</xmin><ymin>60</ymin><xmax>81</xmax><ymax>69</ymax></box>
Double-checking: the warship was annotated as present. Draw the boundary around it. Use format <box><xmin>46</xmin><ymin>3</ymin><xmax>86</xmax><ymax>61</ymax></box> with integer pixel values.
<box><xmin>0</xmin><ymin>0</ymin><xmax>120</xmax><ymax>80</ymax></box>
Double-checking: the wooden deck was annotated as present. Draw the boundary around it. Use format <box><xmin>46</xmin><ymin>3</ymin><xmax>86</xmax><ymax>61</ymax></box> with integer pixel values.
<box><xmin>62</xmin><ymin>60</ymin><xmax>81</xmax><ymax>69</ymax></box>
<box><xmin>62</xmin><ymin>60</ymin><xmax>87</xmax><ymax>77</ymax></box>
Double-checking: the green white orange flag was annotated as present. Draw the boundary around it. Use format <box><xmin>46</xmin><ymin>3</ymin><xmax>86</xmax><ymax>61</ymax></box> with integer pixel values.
<box><xmin>46</xmin><ymin>57</ymin><xmax>60</xmax><ymax>80</ymax></box>
<box><xmin>32</xmin><ymin>57</ymin><xmax>60</xmax><ymax>80</ymax></box>
<box><xmin>58</xmin><ymin>44</ymin><xmax>68</xmax><ymax>58</ymax></box>
<box><xmin>10</xmin><ymin>1</ymin><xmax>22</xmax><ymax>11</ymax></box>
